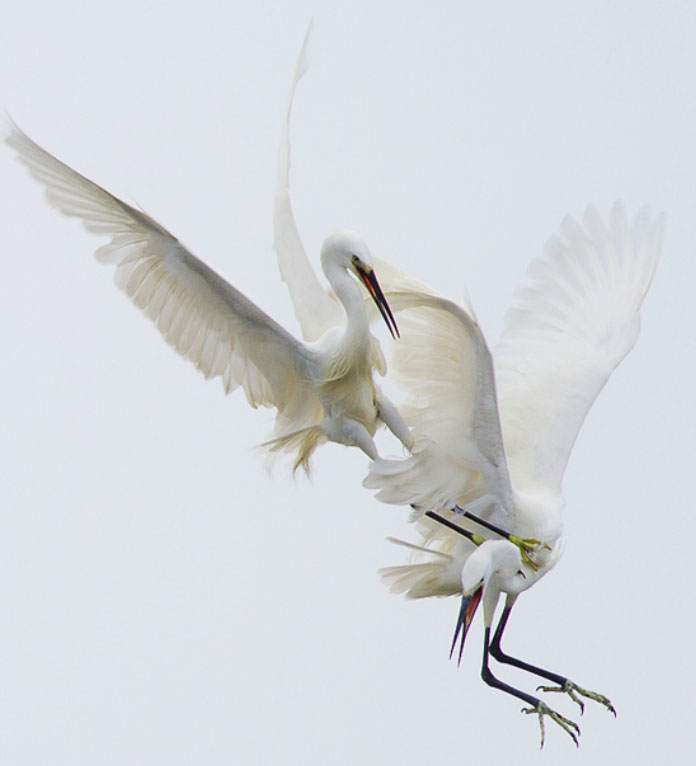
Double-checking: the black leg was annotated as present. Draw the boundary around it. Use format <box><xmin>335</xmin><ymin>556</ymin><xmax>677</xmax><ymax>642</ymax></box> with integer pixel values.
<box><xmin>418</xmin><ymin>503</ymin><xmax>495</xmax><ymax>543</ymax></box>
<box><xmin>482</xmin><ymin>626</ymin><xmax>546</xmax><ymax>707</ymax></box>
<box><xmin>489</xmin><ymin>603</ymin><xmax>616</xmax><ymax>717</ymax></box>
<box><xmin>418</xmin><ymin>501</ymin><xmax>534</xmax><ymax>545</ymax></box>
<box><xmin>490</xmin><ymin>605</ymin><xmax>567</xmax><ymax>686</ymax></box>
<box><xmin>481</xmin><ymin>626</ymin><xmax>580</xmax><ymax>748</ymax></box>
<box><xmin>453</xmin><ymin>504</ymin><xmax>518</xmax><ymax>540</ymax></box>
<box><xmin>452</xmin><ymin>505</ymin><xmax>548</xmax><ymax>570</ymax></box>
<box><xmin>424</xmin><ymin>510</ymin><xmax>484</xmax><ymax>546</ymax></box>
<box><xmin>417</xmin><ymin>503</ymin><xmax>545</xmax><ymax>570</ymax></box>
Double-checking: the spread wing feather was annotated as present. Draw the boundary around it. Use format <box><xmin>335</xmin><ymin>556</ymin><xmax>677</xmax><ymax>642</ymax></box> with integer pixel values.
<box><xmin>495</xmin><ymin>202</ymin><xmax>665</xmax><ymax>494</ymax></box>
<box><xmin>272</xmin><ymin>23</ymin><xmax>344</xmax><ymax>341</ymax></box>
<box><xmin>365</xmin><ymin>291</ymin><xmax>513</xmax><ymax>517</ymax></box>
<box><xmin>6</xmin><ymin>122</ymin><xmax>323</xmax><ymax>436</ymax></box>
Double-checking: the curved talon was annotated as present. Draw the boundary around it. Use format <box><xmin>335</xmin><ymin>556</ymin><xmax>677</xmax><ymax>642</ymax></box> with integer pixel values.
<box><xmin>537</xmin><ymin>682</ymin><xmax>584</xmax><ymax>715</ymax></box>
<box><xmin>509</xmin><ymin>536</ymin><xmax>550</xmax><ymax>571</ymax></box>
<box><xmin>538</xmin><ymin>680</ymin><xmax>617</xmax><ymax>717</ymax></box>
<box><xmin>521</xmin><ymin>701</ymin><xmax>580</xmax><ymax>748</ymax></box>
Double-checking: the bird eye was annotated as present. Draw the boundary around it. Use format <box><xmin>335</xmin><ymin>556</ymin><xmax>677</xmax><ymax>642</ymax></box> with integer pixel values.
<box><xmin>517</xmin><ymin>570</ymin><xmax>527</xmax><ymax>579</ymax></box>
<box><xmin>351</xmin><ymin>254</ymin><xmax>359</xmax><ymax>263</ymax></box>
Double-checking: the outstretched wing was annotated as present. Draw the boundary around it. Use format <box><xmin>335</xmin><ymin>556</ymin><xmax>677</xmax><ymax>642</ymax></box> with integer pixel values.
<box><xmin>364</xmin><ymin>291</ymin><xmax>514</xmax><ymax>519</ymax></box>
<box><xmin>495</xmin><ymin>202</ymin><xmax>665</xmax><ymax>495</ymax></box>
<box><xmin>6</xmin><ymin>123</ymin><xmax>322</xmax><ymax>436</ymax></box>
<box><xmin>273</xmin><ymin>22</ymin><xmax>344</xmax><ymax>341</ymax></box>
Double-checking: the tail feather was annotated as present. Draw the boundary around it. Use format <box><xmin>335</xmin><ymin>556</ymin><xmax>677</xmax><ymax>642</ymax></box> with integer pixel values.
<box><xmin>379</xmin><ymin>562</ymin><xmax>457</xmax><ymax>598</ymax></box>
<box><xmin>262</xmin><ymin>425</ymin><xmax>327</xmax><ymax>475</ymax></box>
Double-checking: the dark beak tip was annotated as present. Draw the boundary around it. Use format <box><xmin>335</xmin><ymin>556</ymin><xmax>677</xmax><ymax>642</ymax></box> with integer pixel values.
<box><xmin>362</xmin><ymin>268</ymin><xmax>399</xmax><ymax>340</ymax></box>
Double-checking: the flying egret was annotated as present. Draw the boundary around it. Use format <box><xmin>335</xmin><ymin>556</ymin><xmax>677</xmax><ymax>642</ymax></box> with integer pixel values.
<box><xmin>5</xmin><ymin>122</ymin><xmax>413</xmax><ymax>473</ymax></box>
<box><xmin>365</xmin><ymin>203</ymin><xmax>664</xmax><ymax>746</ymax></box>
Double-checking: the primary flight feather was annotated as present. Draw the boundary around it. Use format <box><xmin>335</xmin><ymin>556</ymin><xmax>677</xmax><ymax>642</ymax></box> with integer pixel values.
<box><xmin>5</xmin><ymin>121</ymin><xmax>412</xmax><ymax>472</ymax></box>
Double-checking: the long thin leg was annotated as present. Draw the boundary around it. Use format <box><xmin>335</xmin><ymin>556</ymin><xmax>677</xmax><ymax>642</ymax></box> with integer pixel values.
<box><xmin>481</xmin><ymin>627</ymin><xmax>580</xmax><ymax>748</ymax></box>
<box><xmin>490</xmin><ymin>602</ymin><xmax>616</xmax><ymax>717</ymax></box>
<box><xmin>490</xmin><ymin>604</ymin><xmax>567</xmax><ymax>685</ymax></box>
<box><xmin>452</xmin><ymin>501</ymin><xmax>517</xmax><ymax>540</ymax></box>
<box><xmin>414</xmin><ymin>499</ymin><xmax>502</xmax><ymax>538</ymax></box>
<box><xmin>424</xmin><ymin>510</ymin><xmax>484</xmax><ymax>546</ymax></box>
<box><xmin>424</xmin><ymin>506</ymin><xmax>543</xmax><ymax>570</ymax></box>
<box><xmin>452</xmin><ymin>503</ymin><xmax>548</xmax><ymax>570</ymax></box>
<box><xmin>417</xmin><ymin>497</ymin><xmax>538</xmax><ymax>548</ymax></box>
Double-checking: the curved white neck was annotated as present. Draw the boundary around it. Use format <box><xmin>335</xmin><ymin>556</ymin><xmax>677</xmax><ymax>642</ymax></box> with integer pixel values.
<box><xmin>323</xmin><ymin>260</ymin><xmax>370</xmax><ymax>342</ymax></box>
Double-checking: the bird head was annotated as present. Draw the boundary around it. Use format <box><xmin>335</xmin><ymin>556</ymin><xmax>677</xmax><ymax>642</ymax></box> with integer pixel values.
<box><xmin>450</xmin><ymin>540</ymin><xmax>526</xmax><ymax>665</ymax></box>
<box><xmin>461</xmin><ymin>539</ymin><xmax>526</xmax><ymax>598</ymax></box>
<box><xmin>320</xmin><ymin>230</ymin><xmax>399</xmax><ymax>339</ymax></box>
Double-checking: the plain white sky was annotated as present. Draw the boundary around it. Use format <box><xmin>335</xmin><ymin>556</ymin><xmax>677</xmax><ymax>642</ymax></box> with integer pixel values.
<box><xmin>1</xmin><ymin>1</ymin><xmax>694</xmax><ymax>763</ymax></box>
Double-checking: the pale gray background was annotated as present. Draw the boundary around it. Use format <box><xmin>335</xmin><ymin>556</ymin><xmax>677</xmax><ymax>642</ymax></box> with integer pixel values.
<box><xmin>1</xmin><ymin>1</ymin><xmax>694</xmax><ymax>763</ymax></box>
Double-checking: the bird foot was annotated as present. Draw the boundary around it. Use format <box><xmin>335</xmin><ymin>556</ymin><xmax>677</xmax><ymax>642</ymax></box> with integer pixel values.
<box><xmin>537</xmin><ymin>680</ymin><xmax>616</xmax><ymax>717</ymax></box>
<box><xmin>521</xmin><ymin>701</ymin><xmax>580</xmax><ymax>748</ymax></box>
<box><xmin>508</xmin><ymin>536</ymin><xmax>551</xmax><ymax>571</ymax></box>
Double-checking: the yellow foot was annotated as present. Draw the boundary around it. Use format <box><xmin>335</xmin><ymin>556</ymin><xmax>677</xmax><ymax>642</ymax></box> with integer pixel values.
<box><xmin>537</xmin><ymin>680</ymin><xmax>616</xmax><ymax>717</ymax></box>
<box><xmin>521</xmin><ymin>701</ymin><xmax>580</xmax><ymax>748</ymax></box>
<box><xmin>509</xmin><ymin>536</ymin><xmax>551</xmax><ymax>571</ymax></box>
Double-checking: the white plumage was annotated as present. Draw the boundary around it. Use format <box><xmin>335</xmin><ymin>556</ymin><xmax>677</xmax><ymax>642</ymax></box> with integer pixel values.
<box><xmin>5</xmin><ymin>121</ymin><xmax>413</xmax><ymax>473</ymax></box>
<box><xmin>367</xmin><ymin>202</ymin><xmax>663</xmax><ymax>549</ymax></box>
<box><xmin>271</xmin><ymin>27</ymin><xmax>664</xmax><ymax>744</ymax></box>
<box><xmin>365</xmin><ymin>202</ymin><xmax>663</xmax><ymax>745</ymax></box>
<box><xmin>272</xmin><ymin>23</ymin><xmax>437</xmax><ymax>346</ymax></box>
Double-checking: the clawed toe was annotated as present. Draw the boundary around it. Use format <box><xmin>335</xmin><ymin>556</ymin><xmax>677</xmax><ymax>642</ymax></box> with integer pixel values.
<box><xmin>537</xmin><ymin>680</ymin><xmax>616</xmax><ymax>717</ymax></box>
<box><xmin>508</xmin><ymin>536</ymin><xmax>551</xmax><ymax>571</ymax></box>
<box><xmin>521</xmin><ymin>701</ymin><xmax>580</xmax><ymax>748</ymax></box>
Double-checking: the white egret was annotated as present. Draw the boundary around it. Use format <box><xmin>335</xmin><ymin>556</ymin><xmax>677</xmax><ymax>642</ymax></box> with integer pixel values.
<box><xmin>5</xmin><ymin>122</ymin><xmax>413</xmax><ymax>473</ymax></box>
<box><xmin>365</xmin><ymin>203</ymin><xmax>664</xmax><ymax>746</ymax></box>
